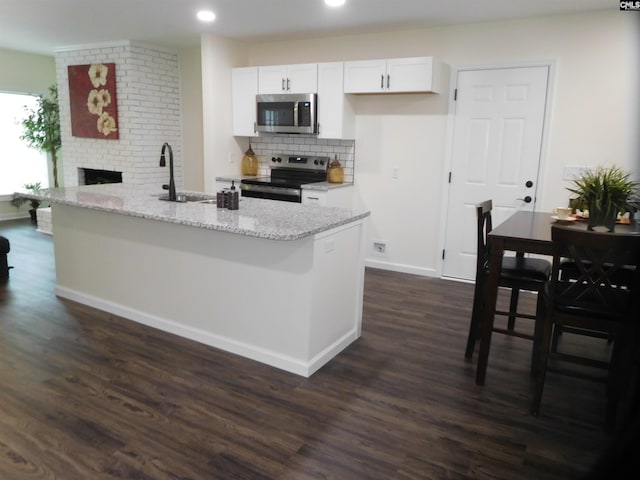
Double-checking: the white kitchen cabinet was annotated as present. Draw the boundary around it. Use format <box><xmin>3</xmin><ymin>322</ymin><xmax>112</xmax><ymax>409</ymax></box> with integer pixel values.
<box><xmin>302</xmin><ymin>185</ymin><xmax>353</xmax><ymax>209</ymax></box>
<box><xmin>344</xmin><ymin>56</ymin><xmax>441</xmax><ymax>94</ymax></box>
<box><xmin>258</xmin><ymin>63</ymin><xmax>318</xmax><ymax>94</ymax></box>
<box><xmin>231</xmin><ymin>67</ymin><xmax>258</xmax><ymax>136</ymax></box>
<box><xmin>317</xmin><ymin>62</ymin><xmax>355</xmax><ymax>139</ymax></box>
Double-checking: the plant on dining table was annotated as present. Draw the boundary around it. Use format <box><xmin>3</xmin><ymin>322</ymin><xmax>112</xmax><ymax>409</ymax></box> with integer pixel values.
<box><xmin>567</xmin><ymin>165</ymin><xmax>639</xmax><ymax>231</ymax></box>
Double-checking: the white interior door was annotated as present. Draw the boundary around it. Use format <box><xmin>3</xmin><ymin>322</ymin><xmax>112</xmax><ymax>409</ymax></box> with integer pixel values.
<box><xmin>442</xmin><ymin>66</ymin><xmax>549</xmax><ymax>280</ymax></box>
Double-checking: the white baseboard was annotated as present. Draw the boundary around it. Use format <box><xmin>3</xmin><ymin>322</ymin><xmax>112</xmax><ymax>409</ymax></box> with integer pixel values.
<box><xmin>55</xmin><ymin>285</ymin><xmax>354</xmax><ymax>377</ymax></box>
<box><xmin>0</xmin><ymin>213</ymin><xmax>29</xmax><ymax>221</ymax></box>
<box><xmin>365</xmin><ymin>258</ymin><xmax>438</xmax><ymax>277</ymax></box>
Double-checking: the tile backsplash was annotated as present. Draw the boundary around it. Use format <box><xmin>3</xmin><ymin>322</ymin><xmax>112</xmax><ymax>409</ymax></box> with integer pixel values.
<box><xmin>248</xmin><ymin>135</ymin><xmax>355</xmax><ymax>183</ymax></box>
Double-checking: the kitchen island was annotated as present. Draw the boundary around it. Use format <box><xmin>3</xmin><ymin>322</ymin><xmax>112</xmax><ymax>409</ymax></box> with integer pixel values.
<box><xmin>33</xmin><ymin>184</ymin><xmax>370</xmax><ymax>376</ymax></box>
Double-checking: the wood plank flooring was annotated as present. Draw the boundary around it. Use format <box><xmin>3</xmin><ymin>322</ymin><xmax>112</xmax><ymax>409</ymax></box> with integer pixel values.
<box><xmin>0</xmin><ymin>219</ymin><xmax>624</xmax><ymax>479</ymax></box>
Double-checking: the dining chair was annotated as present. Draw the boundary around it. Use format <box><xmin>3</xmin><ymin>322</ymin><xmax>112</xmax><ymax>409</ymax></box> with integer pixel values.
<box><xmin>465</xmin><ymin>200</ymin><xmax>551</xmax><ymax>366</ymax></box>
<box><xmin>531</xmin><ymin>225</ymin><xmax>640</xmax><ymax>429</ymax></box>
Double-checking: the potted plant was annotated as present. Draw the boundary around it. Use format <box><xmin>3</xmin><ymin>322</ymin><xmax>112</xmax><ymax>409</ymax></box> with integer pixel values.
<box><xmin>10</xmin><ymin>182</ymin><xmax>43</xmax><ymax>224</ymax></box>
<box><xmin>567</xmin><ymin>165</ymin><xmax>639</xmax><ymax>231</ymax></box>
<box><xmin>20</xmin><ymin>84</ymin><xmax>62</xmax><ymax>188</ymax></box>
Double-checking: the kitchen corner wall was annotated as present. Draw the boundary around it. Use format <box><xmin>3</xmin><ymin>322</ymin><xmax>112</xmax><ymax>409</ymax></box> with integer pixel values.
<box><xmin>54</xmin><ymin>42</ymin><xmax>182</xmax><ymax>187</ymax></box>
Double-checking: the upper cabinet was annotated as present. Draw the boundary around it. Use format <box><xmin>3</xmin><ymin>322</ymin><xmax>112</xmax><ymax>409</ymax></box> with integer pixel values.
<box><xmin>317</xmin><ymin>62</ymin><xmax>355</xmax><ymax>140</ymax></box>
<box><xmin>258</xmin><ymin>63</ymin><xmax>318</xmax><ymax>94</ymax></box>
<box><xmin>231</xmin><ymin>67</ymin><xmax>258</xmax><ymax>137</ymax></box>
<box><xmin>344</xmin><ymin>56</ymin><xmax>441</xmax><ymax>94</ymax></box>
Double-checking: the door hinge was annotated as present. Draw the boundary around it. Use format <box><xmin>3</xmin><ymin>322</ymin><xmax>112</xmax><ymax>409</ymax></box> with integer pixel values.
<box><xmin>448</xmin><ymin>171</ymin><xmax>452</xmax><ymax>183</ymax></box>
<box><xmin>454</xmin><ymin>88</ymin><xmax>457</xmax><ymax>101</ymax></box>
<box><xmin>442</xmin><ymin>249</ymin><xmax>446</xmax><ymax>260</ymax></box>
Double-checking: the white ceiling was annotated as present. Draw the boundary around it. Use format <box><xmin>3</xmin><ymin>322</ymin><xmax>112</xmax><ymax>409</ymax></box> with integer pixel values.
<box><xmin>0</xmin><ymin>0</ymin><xmax>615</xmax><ymax>56</ymax></box>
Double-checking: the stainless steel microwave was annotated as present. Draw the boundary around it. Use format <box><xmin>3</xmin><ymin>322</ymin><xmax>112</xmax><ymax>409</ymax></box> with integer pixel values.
<box><xmin>256</xmin><ymin>93</ymin><xmax>317</xmax><ymax>134</ymax></box>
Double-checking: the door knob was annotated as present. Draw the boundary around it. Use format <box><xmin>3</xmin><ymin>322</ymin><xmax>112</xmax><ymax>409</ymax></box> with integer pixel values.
<box><xmin>517</xmin><ymin>196</ymin><xmax>532</xmax><ymax>203</ymax></box>
<box><xmin>525</xmin><ymin>180</ymin><xmax>533</xmax><ymax>188</ymax></box>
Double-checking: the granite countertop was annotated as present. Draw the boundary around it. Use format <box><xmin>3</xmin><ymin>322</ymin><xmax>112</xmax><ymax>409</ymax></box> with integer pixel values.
<box><xmin>26</xmin><ymin>184</ymin><xmax>369</xmax><ymax>241</ymax></box>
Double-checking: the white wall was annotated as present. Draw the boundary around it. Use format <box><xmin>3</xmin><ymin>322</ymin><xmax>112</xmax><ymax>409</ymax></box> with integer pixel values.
<box><xmin>179</xmin><ymin>46</ymin><xmax>204</xmax><ymax>191</ymax></box>
<box><xmin>200</xmin><ymin>35</ymin><xmax>249</xmax><ymax>193</ymax></box>
<box><xmin>202</xmin><ymin>10</ymin><xmax>639</xmax><ymax>277</ymax></box>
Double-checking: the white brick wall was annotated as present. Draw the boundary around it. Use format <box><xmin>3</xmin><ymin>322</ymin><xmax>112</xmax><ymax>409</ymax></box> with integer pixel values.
<box><xmin>248</xmin><ymin>135</ymin><xmax>356</xmax><ymax>183</ymax></box>
<box><xmin>55</xmin><ymin>42</ymin><xmax>182</xmax><ymax>188</ymax></box>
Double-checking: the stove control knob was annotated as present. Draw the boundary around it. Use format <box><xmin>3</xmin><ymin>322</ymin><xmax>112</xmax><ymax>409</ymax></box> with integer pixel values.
<box><xmin>271</xmin><ymin>157</ymin><xmax>277</xmax><ymax>163</ymax></box>
<box><xmin>314</xmin><ymin>159</ymin><xmax>319</xmax><ymax>165</ymax></box>
<box><xmin>319</xmin><ymin>160</ymin><xmax>325</xmax><ymax>166</ymax></box>
<box><xmin>277</xmin><ymin>157</ymin><xmax>282</xmax><ymax>163</ymax></box>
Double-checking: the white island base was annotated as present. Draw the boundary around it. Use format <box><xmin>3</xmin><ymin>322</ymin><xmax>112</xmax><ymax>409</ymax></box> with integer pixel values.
<box><xmin>52</xmin><ymin>204</ymin><xmax>367</xmax><ymax>376</ymax></box>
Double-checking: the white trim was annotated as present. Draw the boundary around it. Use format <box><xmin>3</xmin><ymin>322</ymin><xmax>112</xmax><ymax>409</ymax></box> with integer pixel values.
<box><xmin>365</xmin><ymin>258</ymin><xmax>438</xmax><ymax>278</ymax></box>
<box><xmin>54</xmin><ymin>285</ymin><xmax>356</xmax><ymax>377</ymax></box>
<box><xmin>0</xmin><ymin>213</ymin><xmax>29</xmax><ymax>221</ymax></box>
<box><xmin>437</xmin><ymin>59</ymin><xmax>557</xmax><ymax>280</ymax></box>
<box><xmin>54</xmin><ymin>39</ymin><xmax>179</xmax><ymax>55</ymax></box>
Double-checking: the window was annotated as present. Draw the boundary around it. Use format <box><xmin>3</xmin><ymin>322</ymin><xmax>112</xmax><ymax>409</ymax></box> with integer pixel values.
<box><xmin>0</xmin><ymin>91</ymin><xmax>49</xmax><ymax>195</ymax></box>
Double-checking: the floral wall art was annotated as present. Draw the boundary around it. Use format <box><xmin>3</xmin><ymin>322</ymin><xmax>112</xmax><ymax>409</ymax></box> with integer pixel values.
<box><xmin>67</xmin><ymin>63</ymin><xmax>119</xmax><ymax>139</ymax></box>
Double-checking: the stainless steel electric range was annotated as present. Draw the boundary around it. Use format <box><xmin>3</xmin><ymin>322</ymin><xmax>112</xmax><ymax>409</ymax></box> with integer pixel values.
<box><xmin>240</xmin><ymin>153</ymin><xmax>329</xmax><ymax>203</ymax></box>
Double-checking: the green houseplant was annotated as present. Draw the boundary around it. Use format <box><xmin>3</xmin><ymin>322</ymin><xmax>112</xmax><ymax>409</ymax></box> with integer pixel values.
<box><xmin>20</xmin><ymin>84</ymin><xmax>62</xmax><ymax>188</ymax></box>
<box><xmin>10</xmin><ymin>182</ymin><xmax>42</xmax><ymax>224</ymax></box>
<box><xmin>567</xmin><ymin>165</ymin><xmax>639</xmax><ymax>231</ymax></box>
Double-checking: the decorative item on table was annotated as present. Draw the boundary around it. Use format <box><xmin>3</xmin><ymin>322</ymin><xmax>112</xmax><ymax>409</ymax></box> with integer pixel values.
<box><xmin>68</xmin><ymin>63</ymin><xmax>119</xmax><ymax>139</ymax></box>
<box><xmin>241</xmin><ymin>144</ymin><xmax>259</xmax><ymax>176</ymax></box>
<box><xmin>552</xmin><ymin>206</ymin><xmax>574</xmax><ymax>222</ymax></box>
<box><xmin>566</xmin><ymin>165</ymin><xmax>639</xmax><ymax>231</ymax></box>
<box><xmin>327</xmin><ymin>154</ymin><xmax>344</xmax><ymax>184</ymax></box>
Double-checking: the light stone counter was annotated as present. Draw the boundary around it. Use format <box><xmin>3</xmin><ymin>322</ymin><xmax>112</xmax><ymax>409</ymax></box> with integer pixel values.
<box><xmin>33</xmin><ymin>182</ymin><xmax>369</xmax><ymax>376</ymax></box>
<box><xmin>30</xmin><ymin>183</ymin><xmax>369</xmax><ymax>241</ymax></box>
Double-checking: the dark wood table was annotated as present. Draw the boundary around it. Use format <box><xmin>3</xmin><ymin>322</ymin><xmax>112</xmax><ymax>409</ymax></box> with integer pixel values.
<box><xmin>475</xmin><ymin>211</ymin><xmax>640</xmax><ymax>385</ymax></box>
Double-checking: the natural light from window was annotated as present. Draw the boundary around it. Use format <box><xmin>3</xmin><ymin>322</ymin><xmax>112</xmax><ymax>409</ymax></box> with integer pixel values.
<box><xmin>0</xmin><ymin>91</ymin><xmax>49</xmax><ymax>195</ymax></box>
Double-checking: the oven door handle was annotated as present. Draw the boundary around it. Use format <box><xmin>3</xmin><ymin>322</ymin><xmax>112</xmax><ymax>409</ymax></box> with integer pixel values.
<box><xmin>240</xmin><ymin>183</ymin><xmax>301</xmax><ymax>197</ymax></box>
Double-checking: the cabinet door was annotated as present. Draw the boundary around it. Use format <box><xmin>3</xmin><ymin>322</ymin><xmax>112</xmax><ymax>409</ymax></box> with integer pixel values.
<box><xmin>317</xmin><ymin>62</ymin><xmax>354</xmax><ymax>139</ymax></box>
<box><xmin>258</xmin><ymin>65</ymin><xmax>289</xmax><ymax>94</ymax></box>
<box><xmin>258</xmin><ymin>64</ymin><xmax>318</xmax><ymax>94</ymax></box>
<box><xmin>343</xmin><ymin>59</ymin><xmax>386</xmax><ymax>93</ymax></box>
<box><xmin>287</xmin><ymin>63</ymin><xmax>318</xmax><ymax>93</ymax></box>
<box><xmin>386</xmin><ymin>57</ymin><xmax>435</xmax><ymax>93</ymax></box>
<box><xmin>232</xmin><ymin>67</ymin><xmax>258</xmax><ymax>136</ymax></box>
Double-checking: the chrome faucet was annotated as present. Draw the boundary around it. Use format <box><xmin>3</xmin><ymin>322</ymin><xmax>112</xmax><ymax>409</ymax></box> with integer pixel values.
<box><xmin>159</xmin><ymin>142</ymin><xmax>176</xmax><ymax>201</ymax></box>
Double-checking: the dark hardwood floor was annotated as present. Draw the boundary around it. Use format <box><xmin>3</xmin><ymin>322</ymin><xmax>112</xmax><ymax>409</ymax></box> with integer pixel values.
<box><xmin>0</xmin><ymin>219</ymin><xmax>621</xmax><ymax>479</ymax></box>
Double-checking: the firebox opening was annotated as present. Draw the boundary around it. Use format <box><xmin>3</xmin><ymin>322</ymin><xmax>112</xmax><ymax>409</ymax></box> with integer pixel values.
<box><xmin>80</xmin><ymin>168</ymin><xmax>123</xmax><ymax>185</ymax></box>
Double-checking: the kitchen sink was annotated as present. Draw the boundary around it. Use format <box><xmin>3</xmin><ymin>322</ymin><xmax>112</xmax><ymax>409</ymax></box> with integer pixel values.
<box><xmin>158</xmin><ymin>193</ymin><xmax>216</xmax><ymax>203</ymax></box>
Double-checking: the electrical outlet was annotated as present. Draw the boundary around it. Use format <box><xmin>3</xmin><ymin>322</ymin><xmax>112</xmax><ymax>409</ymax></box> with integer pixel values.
<box><xmin>373</xmin><ymin>241</ymin><xmax>386</xmax><ymax>254</ymax></box>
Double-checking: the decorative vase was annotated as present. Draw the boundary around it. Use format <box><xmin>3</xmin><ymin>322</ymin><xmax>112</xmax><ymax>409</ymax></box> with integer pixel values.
<box><xmin>241</xmin><ymin>144</ymin><xmax>259</xmax><ymax>176</ymax></box>
<box><xmin>587</xmin><ymin>203</ymin><xmax>616</xmax><ymax>232</ymax></box>
<box><xmin>327</xmin><ymin>155</ymin><xmax>344</xmax><ymax>184</ymax></box>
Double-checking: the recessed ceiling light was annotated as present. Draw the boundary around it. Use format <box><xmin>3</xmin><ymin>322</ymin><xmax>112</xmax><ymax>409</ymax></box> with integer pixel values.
<box><xmin>197</xmin><ymin>10</ymin><xmax>216</xmax><ymax>22</ymax></box>
<box><xmin>325</xmin><ymin>0</ymin><xmax>346</xmax><ymax>7</ymax></box>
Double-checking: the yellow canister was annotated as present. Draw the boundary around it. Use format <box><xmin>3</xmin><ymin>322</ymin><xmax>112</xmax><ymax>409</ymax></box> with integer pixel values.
<box><xmin>327</xmin><ymin>155</ymin><xmax>344</xmax><ymax>184</ymax></box>
<box><xmin>241</xmin><ymin>144</ymin><xmax>259</xmax><ymax>176</ymax></box>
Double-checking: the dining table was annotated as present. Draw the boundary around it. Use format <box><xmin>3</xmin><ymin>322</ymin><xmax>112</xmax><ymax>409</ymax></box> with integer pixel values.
<box><xmin>475</xmin><ymin>210</ymin><xmax>640</xmax><ymax>385</ymax></box>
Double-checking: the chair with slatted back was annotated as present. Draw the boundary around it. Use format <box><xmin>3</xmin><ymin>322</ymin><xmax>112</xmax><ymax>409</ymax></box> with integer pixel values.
<box><xmin>531</xmin><ymin>225</ymin><xmax>640</xmax><ymax>429</ymax></box>
<box><xmin>465</xmin><ymin>200</ymin><xmax>551</xmax><ymax>367</ymax></box>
